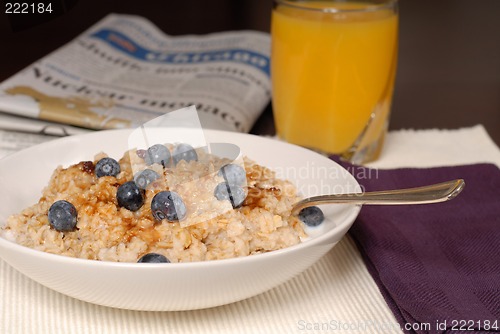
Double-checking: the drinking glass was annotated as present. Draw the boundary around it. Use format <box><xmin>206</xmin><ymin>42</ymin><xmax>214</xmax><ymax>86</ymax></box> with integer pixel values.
<box><xmin>271</xmin><ymin>0</ymin><xmax>398</xmax><ymax>163</ymax></box>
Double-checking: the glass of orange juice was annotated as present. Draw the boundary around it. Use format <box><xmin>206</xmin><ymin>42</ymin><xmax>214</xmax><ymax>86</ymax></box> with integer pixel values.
<box><xmin>271</xmin><ymin>0</ymin><xmax>398</xmax><ymax>164</ymax></box>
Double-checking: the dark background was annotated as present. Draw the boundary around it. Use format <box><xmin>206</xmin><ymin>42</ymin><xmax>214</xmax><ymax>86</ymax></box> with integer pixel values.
<box><xmin>1</xmin><ymin>0</ymin><xmax>499</xmax><ymax>145</ymax></box>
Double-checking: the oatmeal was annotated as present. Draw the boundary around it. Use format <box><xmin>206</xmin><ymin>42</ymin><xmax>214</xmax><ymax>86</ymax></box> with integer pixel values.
<box><xmin>1</xmin><ymin>144</ymin><xmax>306</xmax><ymax>263</ymax></box>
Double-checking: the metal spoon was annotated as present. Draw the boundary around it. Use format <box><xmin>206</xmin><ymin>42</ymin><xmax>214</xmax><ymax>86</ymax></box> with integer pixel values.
<box><xmin>291</xmin><ymin>179</ymin><xmax>465</xmax><ymax>216</ymax></box>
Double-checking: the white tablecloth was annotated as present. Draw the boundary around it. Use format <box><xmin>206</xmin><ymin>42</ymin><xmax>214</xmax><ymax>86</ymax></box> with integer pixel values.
<box><xmin>1</xmin><ymin>125</ymin><xmax>499</xmax><ymax>333</ymax></box>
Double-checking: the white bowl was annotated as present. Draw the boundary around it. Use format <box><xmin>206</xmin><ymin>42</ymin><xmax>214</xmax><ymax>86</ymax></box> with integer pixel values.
<box><xmin>0</xmin><ymin>129</ymin><xmax>360</xmax><ymax>311</ymax></box>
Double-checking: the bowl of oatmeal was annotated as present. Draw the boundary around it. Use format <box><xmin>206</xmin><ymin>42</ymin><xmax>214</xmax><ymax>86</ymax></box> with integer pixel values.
<box><xmin>0</xmin><ymin>128</ymin><xmax>361</xmax><ymax>311</ymax></box>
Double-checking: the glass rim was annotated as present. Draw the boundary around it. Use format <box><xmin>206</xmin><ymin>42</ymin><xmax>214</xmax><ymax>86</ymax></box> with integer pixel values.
<box><xmin>273</xmin><ymin>0</ymin><xmax>398</xmax><ymax>13</ymax></box>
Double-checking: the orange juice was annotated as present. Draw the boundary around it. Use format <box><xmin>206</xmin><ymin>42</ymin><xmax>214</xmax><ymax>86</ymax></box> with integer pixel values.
<box><xmin>271</xmin><ymin>1</ymin><xmax>398</xmax><ymax>160</ymax></box>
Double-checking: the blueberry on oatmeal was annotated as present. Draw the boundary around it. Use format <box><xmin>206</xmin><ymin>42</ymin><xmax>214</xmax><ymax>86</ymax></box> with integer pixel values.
<box><xmin>214</xmin><ymin>182</ymin><xmax>246</xmax><ymax>208</ymax></box>
<box><xmin>48</xmin><ymin>200</ymin><xmax>78</xmax><ymax>232</ymax></box>
<box><xmin>117</xmin><ymin>181</ymin><xmax>144</xmax><ymax>212</ymax></box>
<box><xmin>172</xmin><ymin>143</ymin><xmax>198</xmax><ymax>165</ymax></box>
<box><xmin>138</xmin><ymin>253</ymin><xmax>170</xmax><ymax>263</ymax></box>
<box><xmin>134</xmin><ymin>169</ymin><xmax>160</xmax><ymax>189</ymax></box>
<box><xmin>145</xmin><ymin>144</ymin><xmax>171</xmax><ymax>168</ymax></box>
<box><xmin>95</xmin><ymin>157</ymin><xmax>120</xmax><ymax>178</ymax></box>
<box><xmin>218</xmin><ymin>164</ymin><xmax>246</xmax><ymax>186</ymax></box>
<box><xmin>151</xmin><ymin>191</ymin><xmax>187</xmax><ymax>222</ymax></box>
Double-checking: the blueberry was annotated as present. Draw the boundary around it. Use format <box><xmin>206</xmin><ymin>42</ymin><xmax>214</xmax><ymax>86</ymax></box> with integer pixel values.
<box><xmin>298</xmin><ymin>206</ymin><xmax>325</xmax><ymax>227</ymax></box>
<box><xmin>117</xmin><ymin>181</ymin><xmax>144</xmax><ymax>211</ymax></box>
<box><xmin>95</xmin><ymin>157</ymin><xmax>120</xmax><ymax>178</ymax></box>
<box><xmin>48</xmin><ymin>200</ymin><xmax>78</xmax><ymax>232</ymax></box>
<box><xmin>214</xmin><ymin>182</ymin><xmax>246</xmax><ymax>208</ymax></box>
<box><xmin>172</xmin><ymin>143</ymin><xmax>198</xmax><ymax>165</ymax></box>
<box><xmin>138</xmin><ymin>253</ymin><xmax>170</xmax><ymax>263</ymax></box>
<box><xmin>218</xmin><ymin>164</ymin><xmax>246</xmax><ymax>186</ymax></box>
<box><xmin>134</xmin><ymin>169</ymin><xmax>160</xmax><ymax>189</ymax></box>
<box><xmin>151</xmin><ymin>191</ymin><xmax>187</xmax><ymax>222</ymax></box>
<box><xmin>144</xmin><ymin>144</ymin><xmax>171</xmax><ymax>168</ymax></box>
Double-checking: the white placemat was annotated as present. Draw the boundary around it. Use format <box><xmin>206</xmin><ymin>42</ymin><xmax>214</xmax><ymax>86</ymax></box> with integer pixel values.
<box><xmin>1</xmin><ymin>125</ymin><xmax>499</xmax><ymax>334</ymax></box>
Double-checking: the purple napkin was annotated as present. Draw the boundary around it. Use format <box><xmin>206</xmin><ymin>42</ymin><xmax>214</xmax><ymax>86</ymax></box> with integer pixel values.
<box><xmin>335</xmin><ymin>159</ymin><xmax>500</xmax><ymax>334</ymax></box>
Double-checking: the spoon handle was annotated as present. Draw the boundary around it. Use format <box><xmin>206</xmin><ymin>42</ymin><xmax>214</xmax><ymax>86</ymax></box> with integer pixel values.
<box><xmin>292</xmin><ymin>179</ymin><xmax>465</xmax><ymax>215</ymax></box>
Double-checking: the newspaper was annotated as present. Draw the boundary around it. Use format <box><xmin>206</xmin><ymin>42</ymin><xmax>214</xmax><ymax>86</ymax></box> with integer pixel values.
<box><xmin>0</xmin><ymin>112</ymin><xmax>92</xmax><ymax>158</ymax></box>
<box><xmin>0</xmin><ymin>129</ymin><xmax>55</xmax><ymax>158</ymax></box>
<box><xmin>0</xmin><ymin>14</ymin><xmax>271</xmax><ymax>158</ymax></box>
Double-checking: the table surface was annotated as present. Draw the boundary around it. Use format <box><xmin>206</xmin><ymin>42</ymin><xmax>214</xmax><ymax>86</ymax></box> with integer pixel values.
<box><xmin>0</xmin><ymin>0</ymin><xmax>499</xmax><ymax>145</ymax></box>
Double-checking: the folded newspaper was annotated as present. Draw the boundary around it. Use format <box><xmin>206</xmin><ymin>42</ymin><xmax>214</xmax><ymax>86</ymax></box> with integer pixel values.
<box><xmin>0</xmin><ymin>14</ymin><xmax>271</xmax><ymax>158</ymax></box>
